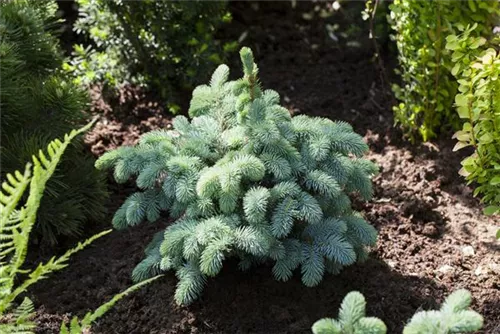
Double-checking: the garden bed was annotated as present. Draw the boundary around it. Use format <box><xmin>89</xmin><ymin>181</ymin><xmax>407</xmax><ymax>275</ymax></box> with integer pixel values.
<box><xmin>31</xmin><ymin>2</ymin><xmax>499</xmax><ymax>333</ymax></box>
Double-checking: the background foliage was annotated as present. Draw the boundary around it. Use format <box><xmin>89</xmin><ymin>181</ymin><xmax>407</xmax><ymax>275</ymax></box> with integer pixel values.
<box><xmin>446</xmin><ymin>24</ymin><xmax>500</xmax><ymax>216</ymax></box>
<box><xmin>389</xmin><ymin>0</ymin><xmax>499</xmax><ymax>141</ymax></box>
<box><xmin>0</xmin><ymin>0</ymin><xmax>108</xmax><ymax>245</ymax></box>
<box><xmin>66</xmin><ymin>0</ymin><xmax>235</xmax><ymax>111</ymax></box>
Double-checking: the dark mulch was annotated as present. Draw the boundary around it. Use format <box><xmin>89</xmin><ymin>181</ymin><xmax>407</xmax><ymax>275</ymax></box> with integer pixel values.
<box><xmin>31</xmin><ymin>2</ymin><xmax>499</xmax><ymax>333</ymax></box>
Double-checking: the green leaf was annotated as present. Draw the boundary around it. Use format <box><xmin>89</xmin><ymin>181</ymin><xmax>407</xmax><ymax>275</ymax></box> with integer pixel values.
<box><xmin>470</xmin><ymin>37</ymin><xmax>486</xmax><ymax>49</ymax></box>
<box><xmin>468</xmin><ymin>0</ymin><xmax>477</xmax><ymax>12</ymax></box>
<box><xmin>490</xmin><ymin>177</ymin><xmax>500</xmax><ymax>186</ymax></box>
<box><xmin>455</xmin><ymin>94</ymin><xmax>468</xmax><ymax>107</ymax></box>
<box><xmin>457</xmin><ymin>106</ymin><xmax>469</xmax><ymax>119</ymax></box>
<box><xmin>479</xmin><ymin>133</ymin><xmax>493</xmax><ymax>144</ymax></box>
<box><xmin>453</xmin><ymin>141</ymin><xmax>470</xmax><ymax>152</ymax></box>
<box><xmin>484</xmin><ymin>206</ymin><xmax>500</xmax><ymax>215</ymax></box>
<box><xmin>456</xmin><ymin>132</ymin><xmax>470</xmax><ymax>141</ymax></box>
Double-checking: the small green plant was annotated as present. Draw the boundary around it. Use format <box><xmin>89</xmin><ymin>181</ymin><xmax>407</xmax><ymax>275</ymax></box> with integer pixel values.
<box><xmin>403</xmin><ymin>289</ymin><xmax>483</xmax><ymax>334</ymax></box>
<box><xmin>0</xmin><ymin>122</ymin><xmax>111</xmax><ymax>333</ymax></box>
<box><xmin>0</xmin><ymin>0</ymin><xmax>108</xmax><ymax>245</ymax></box>
<box><xmin>59</xmin><ymin>275</ymin><xmax>161</xmax><ymax>334</ymax></box>
<box><xmin>0</xmin><ymin>121</ymin><xmax>161</xmax><ymax>334</ymax></box>
<box><xmin>67</xmin><ymin>0</ymin><xmax>235</xmax><ymax>108</ymax></box>
<box><xmin>312</xmin><ymin>291</ymin><xmax>386</xmax><ymax>334</ymax></box>
<box><xmin>446</xmin><ymin>24</ymin><xmax>500</xmax><ymax>217</ymax></box>
<box><xmin>97</xmin><ymin>47</ymin><xmax>379</xmax><ymax>305</ymax></box>
<box><xmin>389</xmin><ymin>0</ymin><xmax>499</xmax><ymax>141</ymax></box>
<box><xmin>312</xmin><ymin>289</ymin><xmax>483</xmax><ymax>334</ymax></box>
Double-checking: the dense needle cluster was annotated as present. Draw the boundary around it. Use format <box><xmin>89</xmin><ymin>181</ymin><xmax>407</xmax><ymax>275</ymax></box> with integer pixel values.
<box><xmin>97</xmin><ymin>48</ymin><xmax>379</xmax><ymax>305</ymax></box>
<box><xmin>312</xmin><ymin>289</ymin><xmax>483</xmax><ymax>334</ymax></box>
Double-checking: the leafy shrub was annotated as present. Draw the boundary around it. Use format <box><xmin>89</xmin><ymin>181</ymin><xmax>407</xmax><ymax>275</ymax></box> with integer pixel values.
<box><xmin>97</xmin><ymin>47</ymin><xmax>379</xmax><ymax>305</ymax></box>
<box><xmin>67</xmin><ymin>0</ymin><xmax>234</xmax><ymax>108</ymax></box>
<box><xmin>0</xmin><ymin>0</ymin><xmax>108</xmax><ymax>245</ymax></box>
<box><xmin>446</xmin><ymin>24</ymin><xmax>500</xmax><ymax>216</ymax></box>
<box><xmin>0</xmin><ymin>122</ymin><xmax>111</xmax><ymax>333</ymax></box>
<box><xmin>389</xmin><ymin>0</ymin><xmax>499</xmax><ymax>141</ymax></box>
<box><xmin>312</xmin><ymin>289</ymin><xmax>483</xmax><ymax>334</ymax></box>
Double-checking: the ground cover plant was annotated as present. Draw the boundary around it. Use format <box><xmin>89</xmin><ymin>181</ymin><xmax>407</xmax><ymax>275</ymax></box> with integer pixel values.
<box><xmin>66</xmin><ymin>0</ymin><xmax>234</xmax><ymax>110</ymax></box>
<box><xmin>96</xmin><ymin>47</ymin><xmax>379</xmax><ymax>305</ymax></box>
<box><xmin>312</xmin><ymin>289</ymin><xmax>483</xmax><ymax>334</ymax></box>
<box><xmin>0</xmin><ymin>0</ymin><xmax>107</xmax><ymax>245</ymax></box>
<box><xmin>446</xmin><ymin>24</ymin><xmax>500</xmax><ymax>217</ymax></box>
<box><xmin>389</xmin><ymin>0</ymin><xmax>499</xmax><ymax>141</ymax></box>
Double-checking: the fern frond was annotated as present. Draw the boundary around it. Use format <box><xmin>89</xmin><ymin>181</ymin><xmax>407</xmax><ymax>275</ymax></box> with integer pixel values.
<box><xmin>87</xmin><ymin>275</ymin><xmax>161</xmax><ymax>324</ymax></box>
<box><xmin>4</xmin><ymin>230</ymin><xmax>111</xmax><ymax>312</ymax></box>
<box><xmin>0</xmin><ymin>120</ymin><xmax>97</xmax><ymax>314</ymax></box>
<box><xmin>0</xmin><ymin>297</ymin><xmax>36</xmax><ymax>334</ymax></box>
<box><xmin>0</xmin><ymin>166</ymin><xmax>31</xmax><ymax>231</ymax></box>
<box><xmin>60</xmin><ymin>276</ymin><xmax>162</xmax><ymax>333</ymax></box>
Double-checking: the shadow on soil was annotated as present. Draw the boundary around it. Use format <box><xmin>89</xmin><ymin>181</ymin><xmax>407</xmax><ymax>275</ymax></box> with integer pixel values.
<box><xmin>32</xmin><ymin>221</ymin><xmax>443</xmax><ymax>334</ymax></box>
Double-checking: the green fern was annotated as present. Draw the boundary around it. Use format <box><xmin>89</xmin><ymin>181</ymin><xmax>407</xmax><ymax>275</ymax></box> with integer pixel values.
<box><xmin>0</xmin><ymin>121</ymin><xmax>111</xmax><ymax>333</ymax></box>
<box><xmin>59</xmin><ymin>275</ymin><xmax>162</xmax><ymax>334</ymax></box>
<box><xmin>0</xmin><ymin>298</ymin><xmax>36</xmax><ymax>334</ymax></box>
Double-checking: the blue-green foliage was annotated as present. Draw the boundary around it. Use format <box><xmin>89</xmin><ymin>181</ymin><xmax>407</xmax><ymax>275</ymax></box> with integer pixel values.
<box><xmin>403</xmin><ymin>289</ymin><xmax>483</xmax><ymax>334</ymax></box>
<box><xmin>312</xmin><ymin>291</ymin><xmax>386</xmax><ymax>334</ymax></box>
<box><xmin>312</xmin><ymin>289</ymin><xmax>483</xmax><ymax>334</ymax></box>
<box><xmin>97</xmin><ymin>48</ymin><xmax>379</xmax><ymax>305</ymax></box>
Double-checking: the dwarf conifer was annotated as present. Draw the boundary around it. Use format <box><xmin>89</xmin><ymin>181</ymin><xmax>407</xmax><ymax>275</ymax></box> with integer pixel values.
<box><xmin>97</xmin><ymin>47</ymin><xmax>379</xmax><ymax>305</ymax></box>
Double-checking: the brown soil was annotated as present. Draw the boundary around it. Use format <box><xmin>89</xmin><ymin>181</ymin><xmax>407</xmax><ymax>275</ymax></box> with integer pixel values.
<box><xmin>31</xmin><ymin>2</ymin><xmax>499</xmax><ymax>333</ymax></box>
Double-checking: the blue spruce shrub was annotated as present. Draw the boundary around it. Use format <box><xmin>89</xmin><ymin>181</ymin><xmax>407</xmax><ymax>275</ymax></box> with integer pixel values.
<box><xmin>97</xmin><ymin>48</ymin><xmax>379</xmax><ymax>305</ymax></box>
